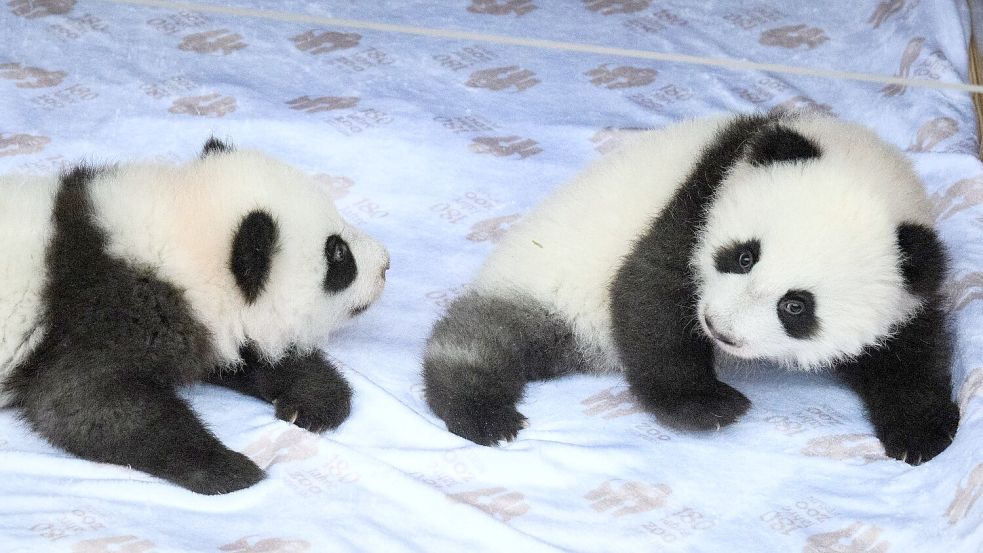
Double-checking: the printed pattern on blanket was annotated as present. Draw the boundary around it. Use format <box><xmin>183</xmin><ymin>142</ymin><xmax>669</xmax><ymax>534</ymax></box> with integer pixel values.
<box><xmin>1</xmin><ymin>0</ymin><xmax>981</xmax><ymax>551</ymax></box>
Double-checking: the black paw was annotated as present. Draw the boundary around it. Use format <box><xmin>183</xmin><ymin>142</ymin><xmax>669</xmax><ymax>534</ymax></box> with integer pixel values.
<box><xmin>443</xmin><ymin>402</ymin><xmax>527</xmax><ymax>446</ymax></box>
<box><xmin>274</xmin><ymin>377</ymin><xmax>352</xmax><ymax>433</ymax></box>
<box><xmin>879</xmin><ymin>401</ymin><xmax>959</xmax><ymax>466</ymax></box>
<box><xmin>170</xmin><ymin>447</ymin><xmax>265</xmax><ymax>495</ymax></box>
<box><xmin>653</xmin><ymin>382</ymin><xmax>751</xmax><ymax>431</ymax></box>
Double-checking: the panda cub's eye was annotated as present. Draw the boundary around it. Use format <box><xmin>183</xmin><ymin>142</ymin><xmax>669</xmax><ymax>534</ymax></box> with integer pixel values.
<box><xmin>714</xmin><ymin>239</ymin><xmax>761</xmax><ymax>274</ymax></box>
<box><xmin>324</xmin><ymin>234</ymin><xmax>358</xmax><ymax>293</ymax></box>
<box><xmin>777</xmin><ymin>290</ymin><xmax>818</xmax><ymax>339</ymax></box>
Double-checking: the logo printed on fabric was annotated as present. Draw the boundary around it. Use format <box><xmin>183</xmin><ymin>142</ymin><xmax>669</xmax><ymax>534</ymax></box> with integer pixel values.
<box><xmin>586</xmin><ymin>480</ymin><xmax>671</xmax><ymax>516</ymax></box>
<box><xmin>731</xmin><ymin>77</ymin><xmax>791</xmax><ymax>105</ymax></box>
<box><xmin>764</xmin><ymin>404</ymin><xmax>846</xmax><ymax>436</ymax></box>
<box><xmin>869</xmin><ymin>0</ymin><xmax>918</xmax><ymax>29</ymax></box>
<box><xmin>466</xmin><ymin>213</ymin><xmax>522</xmax><ymax>243</ymax></box>
<box><xmin>582</xmin><ymin>387</ymin><xmax>646</xmax><ymax>419</ymax></box>
<box><xmin>468</xmin><ymin>0</ymin><xmax>537</xmax><ymax>16</ymax></box>
<box><xmin>30</xmin><ymin>83</ymin><xmax>97</xmax><ymax>110</ymax></box>
<box><xmin>220</xmin><ymin>537</ymin><xmax>310</xmax><ymax>553</ymax></box>
<box><xmin>292</xmin><ymin>30</ymin><xmax>361</xmax><ymax>55</ymax></box>
<box><xmin>881</xmin><ymin>37</ymin><xmax>924</xmax><ymax>97</ymax></box>
<box><xmin>759</xmin><ymin>24</ymin><xmax>829</xmax><ymax>49</ymax></box>
<box><xmin>430</xmin><ymin>191</ymin><xmax>503</xmax><ymax>226</ymax></box>
<box><xmin>448</xmin><ymin>487</ymin><xmax>531</xmax><ymax>522</ymax></box>
<box><xmin>803</xmin><ymin>522</ymin><xmax>890</xmax><ymax>553</ymax></box>
<box><xmin>628</xmin><ymin>83</ymin><xmax>693</xmax><ymax>113</ymax></box>
<box><xmin>179</xmin><ymin>29</ymin><xmax>247</xmax><ymax>55</ymax></box>
<box><xmin>29</xmin><ymin>508</ymin><xmax>106</xmax><ymax>544</ymax></box>
<box><xmin>147</xmin><ymin>11</ymin><xmax>209</xmax><ymax>35</ymax></box>
<box><xmin>908</xmin><ymin>117</ymin><xmax>958</xmax><ymax>152</ymax></box>
<box><xmin>931</xmin><ymin>175</ymin><xmax>983</xmax><ymax>222</ymax></box>
<box><xmin>722</xmin><ymin>6</ymin><xmax>784</xmax><ymax>30</ymax></box>
<box><xmin>168</xmin><ymin>93</ymin><xmax>237</xmax><ymax>117</ymax></box>
<box><xmin>0</xmin><ymin>62</ymin><xmax>66</xmax><ymax>89</ymax></box>
<box><xmin>800</xmin><ymin>434</ymin><xmax>886</xmax><ymax>464</ymax></box>
<box><xmin>287</xmin><ymin>95</ymin><xmax>360</xmax><ymax>113</ymax></box>
<box><xmin>327</xmin><ymin>47</ymin><xmax>395</xmax><ymax>74</ymax></box>
<box><xmin>585</xmin><ymin>64</ymin><xmax>657</xmax><ymax>89</ymax></box>
<box><xmin>243</xmin><ymin>427</ymin><xmax>319</xmax><ymax>467</ymax></box>
<box><xmin>946</xmin><ymin>463</ymin><xmax>983</xmax><ymax>524</ymax></box>
<box><xmin>313</xmin><ymin>174</ymin><xmax>355</xmax><ymax>200</ymax></box>
<box><xmin>947</xmin><ymin>272</ymin><xmax>983</xmax><ymax>312</ymax></box>
<box><xmin>624</xmin><ymin>9</ymin><xmax>688</xmax><ymax>34</ymax></box>
<box><xmin>583</xmin><ymin>0</ymin><xmax>651</xmax><ymax>15</ymax></box>
<box><xmin>434</xmin><ymin>114</ymin><xmax>499</xmax><ymax>134</ymax></box>
<box><xmin>958</xmin><ymin>367</ymin><xmax>983</xmax><ymax>412</ymax></box>
<box><xmin>425</xmin><ymin>284</ymin><xmax>468</xmax><ymax>310</ymax></box>
<box><xmin>466</xmin><ymin>66</ymin><xmax>540</xmax><ymax>92</ymax></box>
<box><xmin>434</xmin><ymin>45</ymin><xmax>499</xmax><ymax>71</ymax></box>
<box><xmin>284</xmin><ymin>454</ymin><xmax>361</xmax><ymax>498</ymax></box>
<box><xmin>411</xmin><ymin>450</ymin><xmax>478</xmax><ymax>489</ymax></box>
<box><xmin>0</xmin><ymin>133</ymin><xmax>50</xmax><ymax>157</ymax></box>
<box><xmin>641</xmin><ymin>507</ymin><xmax>717</xmax><ymax>544</ymax></box>
<box><xmin>46</xmin><ymin>13</ymin><xmax>107</xmax><ymax>41</ymax></box>
<box><xmin>72</xmin><ymin>535</ymin><xmax>155</xmax><ymax>553</ymax></box>
<box><xmin>8</xmin><ymin>0</ymin><xmax>74</xmax><ymax>19</ymax></box>
<box><xmin>470</xmin><ymin>136</ymin><xmax>542</xmax><ymax>159</ymax></box>
<box><xmin>760</xmin><ymin>497</ymin><xmax>838</xmax><ymax>536</ymax></box>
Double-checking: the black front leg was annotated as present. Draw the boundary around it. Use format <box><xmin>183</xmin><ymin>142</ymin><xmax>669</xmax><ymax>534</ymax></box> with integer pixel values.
<box><xmin>837</xmin><ymin>305</ymin><xmax>959</xmax><ymax>465</ymax></box>
<box><xmin>611</xmin><ymin>263</ymin><xmax>750</xmax><ymax>431</ymax></box>
<box><xmin>208</xmin><ymin>345</ymin><xmax>353</xmax><ymax>433</ymax></box>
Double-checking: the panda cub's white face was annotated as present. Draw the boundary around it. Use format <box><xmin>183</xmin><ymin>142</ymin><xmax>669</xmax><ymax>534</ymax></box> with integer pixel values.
<box><xmin>692</xmin><ymin>161</ymin><xmax>922</xmax><ymax>370</ymax></box>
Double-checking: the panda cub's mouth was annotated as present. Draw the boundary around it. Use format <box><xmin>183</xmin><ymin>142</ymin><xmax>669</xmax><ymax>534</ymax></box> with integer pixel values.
<box><xmin>350</xmin><ymin>303</ymin><xmax>372</xmax><ymax>317</ymax></box>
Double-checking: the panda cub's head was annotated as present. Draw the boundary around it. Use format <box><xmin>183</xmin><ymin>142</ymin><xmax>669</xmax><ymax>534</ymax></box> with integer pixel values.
<box><xmin>196</xmin><ymin>139</ymin><xmax>389</xmax><ymax>359</ymax></box>
<box><xmin>692</xmin><ymin>117</ymin><xmax>940</xmax><ymax>369</ymax></box>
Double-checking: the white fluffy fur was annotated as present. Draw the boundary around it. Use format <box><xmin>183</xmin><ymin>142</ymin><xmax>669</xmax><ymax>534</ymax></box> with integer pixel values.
<box><xmin>0</xmin><ymin>150</ymin><xmax>388</xmax><ymax>398</ymax></box>
<box><xmin>471</xmin><ymin>114</ymin><xmax>931</xmax><ymax>372</ymax></box>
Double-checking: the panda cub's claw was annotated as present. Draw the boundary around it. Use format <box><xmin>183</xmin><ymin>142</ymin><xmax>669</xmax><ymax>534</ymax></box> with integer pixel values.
<box><xmin>653</xmin><ymin>382</ymin><xmax>751</xmax><ymax>432</ymax></box>
<box><xmin>444</xmin><ymin>403</ymin><xmax>528</xmax><ymax>446</ymax></box>
<box><xmin>274</xmin><ymin>383</ymin><xmax>352</xmax><ymax>434</ymax></box>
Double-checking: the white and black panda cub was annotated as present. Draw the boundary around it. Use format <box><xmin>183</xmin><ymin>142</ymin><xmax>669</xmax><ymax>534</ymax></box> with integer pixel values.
<box><xmin>424</xmin><ymin>114</ymin><xmax>960</xmax><ymax>465</ymax></box>
<box><xmin>0</xmin><ymin>139</ymin><xmax>389</xmax><ymax>494</ymax></box>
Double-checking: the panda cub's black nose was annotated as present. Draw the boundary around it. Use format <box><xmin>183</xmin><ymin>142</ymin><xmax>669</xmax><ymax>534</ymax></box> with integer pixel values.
<box><xmin>380</xmin><ymin>259</ymin><xmax>391</xmax><ymax>280</ymax></box>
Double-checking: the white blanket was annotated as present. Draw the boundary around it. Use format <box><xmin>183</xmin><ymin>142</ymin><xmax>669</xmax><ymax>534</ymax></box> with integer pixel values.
<box><xmin>1</xmin><ymin>0</ymin><xmax>981</xmax><ymax>551</ymax></box>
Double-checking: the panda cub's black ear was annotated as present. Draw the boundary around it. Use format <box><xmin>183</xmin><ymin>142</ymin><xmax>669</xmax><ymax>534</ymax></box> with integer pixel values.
<box><xmin>746</xmin><ymin>124</ymin><xmax>821</xmax><ymax>166</ymax></box>
<box><xmin>897</xmin><ymin>223</ymin><xmax>947</xmax><ymax>298</ymax></box>
<box><xmin>201</xmin><ymin>137</ymin><xmax>234</xmax><ymax>158</ymax></box>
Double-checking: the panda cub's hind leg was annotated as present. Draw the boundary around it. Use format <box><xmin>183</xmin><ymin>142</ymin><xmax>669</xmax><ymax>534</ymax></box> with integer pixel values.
<box><xmin>207</xmin><ymin>344</ymin><xmax>353</xmax><ymax>433</ymax></box>
<box><xmin>10</xmin><ymin>355</ymin><xmax>265</xmax><ymax>495</ymax></box>
<box><xmin>423</xmin><ymin>291</ymin><xmax>578</xmax><ymax>446</ymax></box>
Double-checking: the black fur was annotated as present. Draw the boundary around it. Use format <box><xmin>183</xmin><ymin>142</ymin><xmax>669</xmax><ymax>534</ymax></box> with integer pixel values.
<box><xmin>423</xmin><ymin>292</ymin><xmax>582</xmax><ymax>445</ymax></box>
<box><xmin>207</xmin><ymin>344</ymin><xmax>353</xmax><ymax>433</ymax></box>
<box><xmin>324</xmin><ymin>235</ymin><xmax>357</xmax><ymax>293</ymax></box>
<box><xmin>201</xmin><ymin>137</ymin><xmax>233</xmax><ymax>157</ymax></box>
<box><xmin>230</xmin><ymin>210</ymin><xmax>279</xmax><ymax>304</ymax></box>
<box><xmin>746</xmin><ymin>124</ymin><xmax>821</xmax><ymax>166</ymax></box>
<box><xmin>609</xmin><ymin>115</ymin><xmax>769</xmax><ymax>430</ymax></box>
<box><xmin>835</xmin><ymin>223</ymin><xmax>958</xmax><ymax>465</ymax></box>
<box><xmin>714</xmin><ymin>239</ymin><xmax>760</xmax><ymax>274</ymax></box>
<box><xmin>5</xmin><ymin>165</ymin><xmax>264</xmax><ymax>494</ymax></box>
<box><xmin>777</xmin><ymin>289</ymin><xmax>818</xmax><ymax>339</ymax></box>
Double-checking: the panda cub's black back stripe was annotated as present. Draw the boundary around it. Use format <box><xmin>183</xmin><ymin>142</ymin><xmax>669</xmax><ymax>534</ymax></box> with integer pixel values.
<box><xmin>746</xmin><ymin>124</ymin><xmax>822</xmax><ymax>166</ymax></box>
<box><xmin>230</xmin><ymin>211</ymin><xmax>279</xmax><ymax>304</ymax></box>
<box><xmin>324</xmin><ymin>235</ymin><xmax>357</xmax><ymax>293</ymax></box>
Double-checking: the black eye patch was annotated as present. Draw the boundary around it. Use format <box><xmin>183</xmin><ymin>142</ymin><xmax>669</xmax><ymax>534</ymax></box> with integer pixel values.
<box><xmin>324</xmin><ymin>235</ymin><xmax>357</xmax><ymax>293</ymax></box>
<box><xmin>777</xmin><ymin>289</ymin><xmax>818</xmax><ymax>339</ymax></box>
<box><xmin>714</xmin><ymin>239</ymin><xmax>761</xmax><ymax>274</ymax></box>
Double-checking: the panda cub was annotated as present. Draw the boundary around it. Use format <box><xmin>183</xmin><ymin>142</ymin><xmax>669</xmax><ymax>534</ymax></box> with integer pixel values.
<box><xmin>0</xmin><ymin>139</ymin><xmax>389</xmax><ymax>494</ymax></box>
<box><xmin>423</xmin><ymin>114</ymin><xmax>960</xmax><ymax>465</ymax></box>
